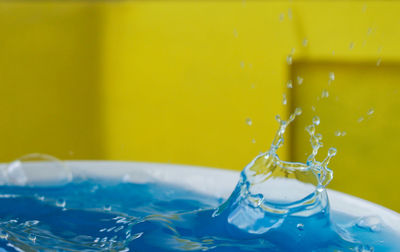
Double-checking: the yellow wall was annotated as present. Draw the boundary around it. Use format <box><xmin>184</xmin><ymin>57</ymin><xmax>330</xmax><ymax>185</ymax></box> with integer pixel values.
<box><xmin>0</xmin><ymin>1</ymin><xmax>399</xmax><ymax>211</ymax></box>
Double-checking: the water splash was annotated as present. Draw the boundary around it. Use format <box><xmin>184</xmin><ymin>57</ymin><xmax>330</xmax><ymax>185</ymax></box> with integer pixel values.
<box><xmin>211</xmin><ymin>109</ymin><xmax>346</xmax><ymax>249</ymax></box>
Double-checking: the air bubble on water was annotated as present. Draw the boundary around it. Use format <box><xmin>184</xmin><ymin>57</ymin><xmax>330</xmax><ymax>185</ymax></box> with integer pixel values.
<box><xmin>28</xmin><ymin>233</ymin><xmax>37</xmax><ymax>243</ymax></box>
<box><xmin>287</xmin><ymin>55</ymin><xmax>293</xmax><ymax>65</ymax></box>
<box><xmin>349</xmin><ymin>42</ymin><xmax>355</xmax><ymax>50</ymax></box>
<box><xmin>246</xmin><ymin>118</ymin><xmax>252</xmax><ymax>126</ymax></box>
<box><xmin>312</xmin><ymin>116</ymin><xmax>320</xmax><ymax>126</ymax></box>
<box><xmin>296</xmin><ymin>223</ymin><xmax>304</xmax><ymax>231</ymax></box>
<box><xmin>56</xmin><ymin>198</ymin><xmax>66</xmax><ymax>208</ymax></box>
<box><xmin>329</xmin><ymin>72</ymin><xmax>335</xmax><ymax>81</ymax></box>
<box><xmin>287</xmin><ymin>80</ymin><xmax>293</xmax><ymax>88</ymax></box>
<box><xmin>367</xmin><ymin>108</ymin><xmax>374</xmax><ymax>115</ymax></box>
<box><xmin>6</xmin><ymin>153</ymin><xmax>71</xmax><ymax>186</ymax></box>
<box><xmin>302</xmin><ymin>38</ymin><xmax>308</xmax><ymax>47</ymax></box>
<box><xmin>294</xmin><ymin>107</ymin><xmax>302</xmax><ymax>116</ymax></box>
<box><xmin>282</xmin><ymin>94</ymin><xmax>287</xmax><ymax>105</ymax></box>
<box><xmin>376</xmin><ymin>58</ymin><xmax>382</xmax><ymax>66</ymax></box>
<box><xmin>321</xmin><ymin>89</ymin><xmax>329</xmax><ymax>98</ymax></box>
<box><xmin>104</xmin><ymin>205</ymin><xmax>112</xmax><ymax>211</ymax></box>
<box><xmin>356</xmin><ymin>216</ymin><xmax>382</xmax><ymax>232</ymax></box>
<box><xmin>0</xmin><ymin>229</ymin><xmax>8</xmax><ymax>240</ymax></box>
<box><xmin>297</xmin><ymin>76</ymin><xmax>303</xmax><ymax>85</ymax></box>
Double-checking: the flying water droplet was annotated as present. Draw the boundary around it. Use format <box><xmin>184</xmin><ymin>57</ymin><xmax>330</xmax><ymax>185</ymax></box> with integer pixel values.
<box><xmin>246</xmin><ymin>118</ymin><xmax>252</xmax><ymax>126</ymax></box>
<box><xmin>282</xmin><ymin>94</ymin><xmax>287</xmax><ymax>105</ymax></box>
<box><xmin>287</xmin><ymin>8</ymin><xmax>292</xmax><ymax>20</ymax></box>
<box><xmin>279</xmin><ymin>13</ymin><xmax>284</xmax><ymax>21</ymax></box>
<box><xmin>240</xmin><ymin>61</ymin><xmax>245</xmax><ymax>69</ymax></box>
<box><xmin>367</xmin><ymin>108</ymin><xmax>374</xmax><ymax>115</ymax></box>
<box><xmin>287</xmin><ymin>55</ymin><xmax>293</xmax><ymax>65</ymax></box>
<box><xmin>376</xmin><ymin>58</ymin><xmax>382</xmax><ymax>66</ymax></box>
<box><xmin>328</xmin><ymin>147</ymin><xmax>337</xmax><ymax>157</ymax></box>
<box><xmin>329</xmin><ymin>72</ymin><xmax>335</xmax><ymax>81</ymax></box>
<box><xmin>311</xmin><ymin>106</ymin><xmax>316</xmax><ymax>112</ymax></box>
<box><xmin>297</xmin><ymin>76</ymin><xmax>303</xmax><ymax>85</ymax></box>
<box><xmin>358</xmin><ymin>116</ymin><xmax>364</xmax><ymax>123</ymax></box>
<box><xmin>287</xmin><ymin>80</ymin><xmax>293</xmax><ymax>88</ymax></box>
<box><xmin>312</xmin><ymin>116</ymin><xmax>320</xmax><ymax>126</ymax></box>
<box><xmin>296</xmin><ymin>223</ymin><xmax>304</xmax><ymax>231</ymax></box>
<box><xmin>294</xmin><ymin>107</ymin><xmax>302</xmax><ymax>116</ymax></box>
<box><xmin>349</xmin><ymin>42</ymin><xmax>355</xmax><ymax>50</ymax></box>
<box><xmin>334</xmin><ymin>131</ymin><xmax>341</xmax><ymax>137</ymax></box>
<box><xmin>321</xmin><ymin>89</ymin><xmax>329</xmax><ymax>98</ymax></box>
<box><xmin>233</xmin><ymin>29</ymin><xmax>239</xmax><ymax>38</ymax></box>
<box><xmin>251</xmin><ymin>139</ymin><xmax>256</xmax><ymax>144</ymax></box>
<box><xmin>302</xmin><ymin>38</ymin><xmax>308</xmax><ymax>47</ymax></box>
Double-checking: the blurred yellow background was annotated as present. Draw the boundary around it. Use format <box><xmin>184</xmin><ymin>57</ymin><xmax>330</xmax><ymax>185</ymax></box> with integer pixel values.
<box><xmin>0</xmin><ymin>1</ymin><xmax>399</xmax><ymax>211</ymax></box>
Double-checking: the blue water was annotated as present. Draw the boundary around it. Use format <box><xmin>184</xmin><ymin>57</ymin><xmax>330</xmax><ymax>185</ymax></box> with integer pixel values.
<box><xmin>0</xmin><ymin>111</ymin><xmax>399</xmax><ymax>251</ymax></box>
<box><xmin>0</xmin><ymin>179</ymin><xmax>398</xmax><ymax>251</ymax></box>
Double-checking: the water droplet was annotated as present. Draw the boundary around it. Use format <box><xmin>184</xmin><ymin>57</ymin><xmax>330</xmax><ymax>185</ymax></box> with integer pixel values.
<box><xmin>328</xmin><ymin>147</ymin><xmax>337</xmax><ymax>157</ymax></box>
<box><xmin>103</xmin><ymin>205</ymin><xmax>112</xmax><ymax>211</ymax></box>
<box><xmin>367</xmin><ymin>108</ymin><xmax>374</xmax><ymax>115</ymax></box>
<box><xmin>321</xmin><ymin>89</ymin><xmax>329</xmax><ymax>98</ymax></box>
<box><xmin>240</xmin><ymin>61</ymin><xmax>245</xmax><ymax>68</ymax></box>
<box><xmin>296</xmin><ymin>223</ymin><xmax>304</xmax><ymax>231</ymax></box>
<box><xmin>349</xmin><ymin>42</ymin><xmax>355</xmax><ymax>50</ymax></box>
<box><xmin>56</xmin><ymin>198</ymin><xmax>66</xmax><ymax>208</ymax></box>
<box><xmin>334</xmin><ymin>130</ymin><xmax>342</xmax><ymax>137</ymax></box>
<box><xmin>296</xmin><ymin>76</ymin><xmax>303</xmax><ymax>85</ymax></box>
<box><xmin>287</xmin><ymin>8</ymin><xmax>292</xmax><ymax>20</ymax></box>
<box><xmin>279</xmin><ymin>13</ymin><xmax>284</xmax><ymax>21</ymax></box>
<box><xmin>362</xmin><ymin>4</ymin><xmax>367</xmax><ymax>13</ymax></box>
<box><xmin>356</xmin><ymin>216</ymin><xmax>382</xmax><ymax>232</ymax></box>
<box><xmin>312</xmin><ymin>116</ymin><xmax>320</xmax><ymax>126</ymax></box>
<box><xmin>275</xmin><ymin>115</ymin><xmax>281</xmax><ymax>123</ymax></box>
<box><xmin>294</xmin><ymin>107</ymin><xmax>302</xmax><ymax>116</ymax></box>
<box><xmin>286</xmin><ymin>80</ymin><xmax>293</xmax><ymax>88</ymax></box>
<box><xmin>282</xmin><ymin>94</ymin><xmax>287</xmax><ymax>105</ymax></box>
<box><xmin>305</xmin><ymin>125</ymin><xmax>315</xmax><ymax>135</ymax></box>
<box><xmin>251</xmin><ymin>83</ymin><xmax>255</xmax><ymax>89</ymax></box>
<box><xmin>233</xmin><ymin>29</ymin><xmax>239</xmax><ymax>38</ymax></box>
<box><xmin>302</xmin><ymin>38</ymin><xmax>308</xmax><ymax>47</ymax></box>
<box><xmin>28</xmin><ymin>233</ymin><xmax>37</xmax><ymax>243</ymax></box>
<box><xmin>251</xmin><ymin>139</ymin><xmax>256</xmax><ymax>144</ymax></box>
<box><xmin>376</xmin><ymin>58</ymin><xmax>382</xmax><ymax>66</ymax></box>
<box><xmin>367</xmin><ymin>27</ymin><xmax>372</xmax><ymax>35</ymax></box>
<box><xmin>341</xmin><ymin>131</ymin><xmax>347</xmax><ymax>136</ymax></box>
<box><xmin>246</xmin><ymin>118</ymin><xmax>252</xmax><ymax>126</ymax></box>
<box><xmin>6</xmin><ymin>154</ymin><xmax>71</xmax><ymax>186</ymax></box>
<box><xmin>329</xmin><ymin>72</ymin><xmax>335</xmax><ymax>81</ymax></box>
<box><xmin>311</xmin><ymin>106</ymin><xmax>316</xmax><ymax>112</ymax></box>
<box><xmin>286</xmin><ymin>55</ymin><xmax>293</xmax><ymax>65</ymax></box>
<box><xmin>0</xmin><ymin>229</ymin><xmax>8</xmax><ymax>240</ymax></box>
<box><xmin>315</xmin><ymin>133</ymin><xmax>323</xmax><ymax>141</ymax></box>
<box><xmin>358</xmin><ymin>116</ymin><xmax>364</xmax><ymax>123</ymax></box>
